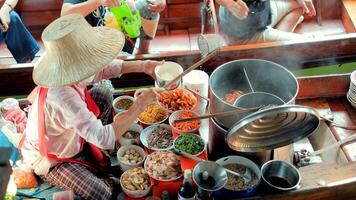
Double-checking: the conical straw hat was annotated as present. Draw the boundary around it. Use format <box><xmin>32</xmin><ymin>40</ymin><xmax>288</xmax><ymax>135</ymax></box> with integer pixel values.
<box><xmin>33</xmin><ymin>14</ymin><xmax>125</xmax><ymax>87</ymax></box>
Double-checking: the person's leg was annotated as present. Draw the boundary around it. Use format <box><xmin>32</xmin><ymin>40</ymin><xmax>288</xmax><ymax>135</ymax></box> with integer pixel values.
<box><xmin>248</xmin><ymin>26</ymin><xmax>305</xmax><ymax>43</ymax></box>
<box><xmin>42</xmin><ymin>162</ymin><xmax>112</xmax><ymax>200</ymax></box>
<box><xmin>4</xmin><ymin>11</ymin><xmax>40</xmax><ymax>63</ymax></box>
<box><xmin>89</xmin><ymin>86</ymin><xmax>114</xmax><ymax>125</ymax></box>
<box><xmin>270</xmin><ymin>0</ymin><xmax>304</xmax><ymax>31</ymax></box>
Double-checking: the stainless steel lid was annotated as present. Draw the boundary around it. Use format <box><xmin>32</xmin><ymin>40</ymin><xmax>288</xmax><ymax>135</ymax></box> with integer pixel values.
<box><xmin>226</xmin><ymin>105</ymin><xmax>320</xmax><ymax>152</ymax></box>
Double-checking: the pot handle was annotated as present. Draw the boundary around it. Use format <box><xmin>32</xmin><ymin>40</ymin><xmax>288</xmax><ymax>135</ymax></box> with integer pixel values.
<box><xmin>309</xmin><ymin>133</ymin><xmax>356</xmax><ymax>156</ymax></box>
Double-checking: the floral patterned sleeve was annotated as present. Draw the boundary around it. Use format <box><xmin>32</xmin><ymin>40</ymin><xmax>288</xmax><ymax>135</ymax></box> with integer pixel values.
<box><xmin>92</xmin><ymin>59</ymin><xmax>124</xmax><ymax>82</ymax></box>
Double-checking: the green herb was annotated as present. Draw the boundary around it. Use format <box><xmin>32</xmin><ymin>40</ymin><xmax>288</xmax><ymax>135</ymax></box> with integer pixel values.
<box><xmin>175</xmin><ymin>134</ymin><xmax>205</xmax><ymax>155</ymax></box>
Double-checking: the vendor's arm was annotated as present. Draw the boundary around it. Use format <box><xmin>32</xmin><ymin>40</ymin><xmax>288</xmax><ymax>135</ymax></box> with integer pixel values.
<box><xmin>111</xmin><ymin>89</ymin><xmax>157</xmax><ymax>139</ymax></box>
<box><xmin>61</xmin><ymin>0</ymin><xmax>119</xmax><ymax>17</ymax></box>
<box><xmin>93</xmin><ymin>59</ymin><xmax>164</xmax><ymax>81</ymax></box>
<box><xmin>0</xmin><ymin>0</ymin><xmax>18</xmax><ymax>31</ymax></box>
<box><xmin>61</xmin><ymin>87</ymin><xmax>158</xmax><ymax>149</ymax></box>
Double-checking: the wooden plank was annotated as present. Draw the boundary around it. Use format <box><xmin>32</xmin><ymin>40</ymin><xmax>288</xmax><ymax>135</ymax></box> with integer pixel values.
<box><xmin>159</xmin><ymin>17</ymin><xmax>200</xmax><ymax>24</ymax></box>
<box><xmin>21</xmin><ymin>11</ymin><xmax>60</xmax><ymax>27</ymax></box>
<box><xmin>166</xmin><ymin>0</ymin><xmax>200</xmax><ymax>4</ymax></box>
<box><xmin>297</xmin><ymin>74</ymin><xmax>350</xmax><ymax>99</ymax></box>
<box><xmin>342</xmin><ymin>0</ymin><xmax>356</xmax><ymax>30</ymax></box>
<box><xmin>342</xmin><ymin>0</ymin><xmax>356</xmax><ymax>33</ymax></box>
<box><xmin>16</xmin><ymin>0</ymin><xmax>63</xmax><ymax>11</ymax></box>
<box><xmin>167</xmin><ymin>3</ymin><xmax>201</xmax><ymax>18</ymax></box>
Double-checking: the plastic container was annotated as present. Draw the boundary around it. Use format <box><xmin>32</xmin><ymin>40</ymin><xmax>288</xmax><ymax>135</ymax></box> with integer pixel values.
<box><xmin>169</xmin><ymin>110</ymin><xmax>201</xmax><ymax>136</ymax></box>
<box><xmin>214</xmin><ymin>156</ymin><xmax>261</xmax><ymax>199</ymax></box>
<box><xmin>173</xmin><ymin>133</ymin><xmax>206</xmax><ymax>157</ymax></box>
<box><xmin>117</xmin><ymin>145</ymin><xmax>146</xmax><ymax>171</ymax></box>
<box><xmin>113</xmin><ymin>95</ymin><xmax>134</xmax><ymax>114</ymax></box>
<box><xmin>120</xmin><ymin>168</ymin><xmax>151</xmax><ymax>198</ymax></box>
<box><xmin>154</xmin><ymin>61</ymin><xmax>183</xmax><ymax>90</ymax></box>
<box><xmin>140</xmin><ymin>124</ymin><xmax>174</xmax><ymax>151</ymax></box>
<box><xmin>138</xmin><ymin>104</ymin><xmax>168</xmax><ymax>129</ymax></box>
<box><xmin>118</xmin><ymin>123</ymin><xmax>143</xmax><ymax>147</ymax></box>
<box><xmin>114</xmin><ymin>111</ymin><xmax>138</xmax><ymax>123</ymax></box>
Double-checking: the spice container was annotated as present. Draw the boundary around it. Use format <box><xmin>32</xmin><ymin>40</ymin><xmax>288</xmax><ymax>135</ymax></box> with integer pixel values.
<box><xmin>113</xmin><ymin>95</ymin><xmax>134</xmax><ymax>114</ymax></box>
<box><xmin>140</xmin><ymin>124</ymin><xmax>174</xmax><ymax>151</ymax></box>
<box><xmin>138</xmin><ymin>104</ymin><xmax>168</xmax><ymax>128</ymax></box>
<box><xmin>117</xmin><ymin>123</ymin><xmax>143</xmax><ymax>147</ymax></box>
<box><xmin>169</xmin><ymin>110</ymin><xmax>201</xmax><ymax>136</ymax></box>
<box><xmin>214</xmin><ymin>156</ymin><xmax>261</xmax><ymax>199</ymax></box>
<box><xmin>174</xmin><ymin>134</ymin><xmax>206</xmax><ymax>157</ymax></box>
<box><xmin>117</xmin><ymin>145</ymin><xmax>146</xmax><ymax>171</ymax></box>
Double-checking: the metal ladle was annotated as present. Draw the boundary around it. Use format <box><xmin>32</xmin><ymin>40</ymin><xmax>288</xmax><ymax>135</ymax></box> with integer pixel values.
<box><xmin>173</xmin><ymin>92</ymin><xmax>284</xmax><ymax>123</ymax></box>
<box><xmin>174</xmin><ymin>149</ymin><xmax>253</xmax><ymax>183</ymax></box>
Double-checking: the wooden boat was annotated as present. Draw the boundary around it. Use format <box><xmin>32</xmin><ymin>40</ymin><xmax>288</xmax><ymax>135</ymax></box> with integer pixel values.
<box><xmin>0</xmin><ymin>1</ymin><xmax>355</xmax><ymax>198</ymax></box>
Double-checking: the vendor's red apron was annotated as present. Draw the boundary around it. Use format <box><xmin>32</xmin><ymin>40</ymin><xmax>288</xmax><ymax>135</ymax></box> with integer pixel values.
<box><xmin>20</xmin><ymin>86</ymin><xmax>110</xmax><ymax>174</ymax></box>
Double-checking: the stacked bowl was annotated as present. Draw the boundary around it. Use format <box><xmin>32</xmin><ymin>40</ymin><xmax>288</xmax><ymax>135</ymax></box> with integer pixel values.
<box><xmin>347</xmin><ymin>70</ymin><xmax>356</xmax><ymax>109</ymax></box>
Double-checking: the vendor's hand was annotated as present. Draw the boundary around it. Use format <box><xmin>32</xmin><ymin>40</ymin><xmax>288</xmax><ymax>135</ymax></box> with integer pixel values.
<box><xmin>135</xmin><ymin>88</ymin><xmax>161</xmax><ymax>110</ymax></box>
<box><xmin>224</xmin><ymin>0</ymin><xmax>249</xmax><ymax>20</ymax></box>
<box><xmin>0</xmin><ymin>4</ymin><xmax>12</xmax><ymax>32</ymax></box>
<box><xmin>98</xmin><ymin>0</ymin><xmax>120</xmax><ymax>7</ymax></box>
<box><xmin>297</xmin><ymin>0</ymin><xmax>316</xmax><ymax>17</ymax></box>
<box><xmin>142</xmin><ymin>60</ymin><xmax>165</xmax><ymax>79</ymax></box>
<box><xmin>148</xmin><ymin>0</ymin><xmax>166</xmax><ymax>14</ymax></box>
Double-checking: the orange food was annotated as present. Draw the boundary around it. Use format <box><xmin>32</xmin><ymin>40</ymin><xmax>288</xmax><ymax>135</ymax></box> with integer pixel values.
<box><xmin>172</xmin><ymin>112</ymin><xmax>201</xmax><ymax>131</ymax></box>
<box><xmin>159</xmin><ymin>88</ymin><xmax>197</xmax><ymax>111</ymax></box>
<box><xmin>225</xmin><ymin>90</ymin><xmax>244</xmax><ymax>104</ymax></box>
<box><xmin>139</xmin><ymin>104</ymin><xmax>168</xmax><ymax>123</ymax></box>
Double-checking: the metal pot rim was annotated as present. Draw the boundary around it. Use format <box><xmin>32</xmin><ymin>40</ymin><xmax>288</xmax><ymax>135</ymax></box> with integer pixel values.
<box><xmin>261</xmin><ymin>160</ymin><xmax>301</xmax><ymax>191</ymax></box>
<box><xmin>209</xmin><ymin>59</ymin><xmax>299</xmax><ymax>109</ymax></box>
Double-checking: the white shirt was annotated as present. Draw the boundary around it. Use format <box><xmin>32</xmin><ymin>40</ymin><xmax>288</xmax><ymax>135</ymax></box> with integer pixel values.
<box><xmin>21</xmin><ymin>60</ymin><xmax>123</xmax><ymax>175</ymax></box>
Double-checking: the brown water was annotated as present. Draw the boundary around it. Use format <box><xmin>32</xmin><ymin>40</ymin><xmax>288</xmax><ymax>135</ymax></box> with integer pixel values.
<box><xmin>265</xmin><ymin>176</ymin><xmax>292</xmax><ymax>188</ymax></box>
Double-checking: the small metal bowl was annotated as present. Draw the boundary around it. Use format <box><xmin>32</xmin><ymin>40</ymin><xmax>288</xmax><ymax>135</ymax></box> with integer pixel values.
<box><xmin>261</xmin><ymin>160</ymin><xmax>301</xmax><ymax>191</ymax></box>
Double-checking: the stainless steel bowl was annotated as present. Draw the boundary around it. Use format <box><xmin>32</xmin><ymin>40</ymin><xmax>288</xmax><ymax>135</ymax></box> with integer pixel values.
<box><xmin>209</xmin><ymin>59</ymin><xmax>299</xmax><ymax>128</ymax></box>
<box><xmin>261</xmin><ymin>160</ymin><xmax>301</xmax><ymax>191</ymax></box>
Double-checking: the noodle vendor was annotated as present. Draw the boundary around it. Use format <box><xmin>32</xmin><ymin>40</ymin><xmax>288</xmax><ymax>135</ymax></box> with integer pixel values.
<box><xmin>18</xmin><ymin>14</ymin><xmax>163</xmax><ymax>200</ymax></box>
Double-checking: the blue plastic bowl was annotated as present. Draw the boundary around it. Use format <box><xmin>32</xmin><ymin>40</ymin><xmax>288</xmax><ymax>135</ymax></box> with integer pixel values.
<box><xmin>213</xmin><ymin>156</ymin><xmax>261</xmax><ymax>199</ymax></box>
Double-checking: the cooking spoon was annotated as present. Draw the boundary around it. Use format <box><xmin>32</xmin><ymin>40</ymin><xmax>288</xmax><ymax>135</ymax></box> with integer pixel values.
<box><xmin>174</xmin><ymin>149</ymin><xmax>252</xmax><ymax>183</ymax></box>
<box><xmin>173</xmin><ymin>107</ymin><xmax>262</xmax><ymax>123</ymax></box>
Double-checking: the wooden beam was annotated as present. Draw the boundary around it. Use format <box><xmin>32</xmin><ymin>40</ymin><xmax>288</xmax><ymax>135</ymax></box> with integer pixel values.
<box><xmin>296</xmin><ymin>74</ymin><xmax>350</xmax><ymax>99</ymax></box>
<box><xmin>1</xmin><ymin>34</ymin><xmax>356</xmax><ymax>96</ymax></box>
<box><xmin>342</xmin><ymin>0</ymin><xmax>356</xmax><ymax>32</ymax></box>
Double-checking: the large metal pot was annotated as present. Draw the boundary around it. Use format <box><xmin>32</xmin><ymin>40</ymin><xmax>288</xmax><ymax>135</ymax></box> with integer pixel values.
<box><xmin>209</xmin><ymin>118</ymin><xmax>272</xmax><ymax>166</ymax></box>
<box><xmin>209</xmin><ymin>59</ymin><xmax>299</xmax><ymax>129</ymax></box>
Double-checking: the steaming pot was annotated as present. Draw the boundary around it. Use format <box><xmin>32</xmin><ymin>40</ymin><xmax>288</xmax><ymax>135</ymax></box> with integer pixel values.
<box><xmin>208</xmin><ymin>59</ymin><xmax>298</xmax><ymax>162</ymax></box>
<box><xmin>209</xmin><ymin>59</ymin><xmax>299</xmax><ymax>129</ymax></box>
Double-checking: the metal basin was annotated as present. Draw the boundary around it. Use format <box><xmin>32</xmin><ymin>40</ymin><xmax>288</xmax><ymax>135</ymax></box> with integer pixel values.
<box><xmin>209</xmin><ymin>59</ymin><xmax>299</xmax><ymax>129</ymax></box>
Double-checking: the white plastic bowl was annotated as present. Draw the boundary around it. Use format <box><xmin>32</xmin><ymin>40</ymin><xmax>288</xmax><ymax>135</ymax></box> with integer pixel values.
<box><xmin>118</xmin><ymin>123</ymin><xmax>143</xmax><ymax>147</ymax></box>
<box><xmin>114</xmin><ymin>111</ymin><xmax>138</xmax><ymax>123</ymax></box>
<box><xmin>120</xmin><ymin>167</ymin><xmax>151</xmax><ymax>198</ymax></box>
<box><xmin>113</xmin><ymin>95</ymin><xmax>134</xmax><ymax>114</ymax></box>
<box><xmin>117</xmin><ymin>145</ymin><xmax>146</xmax><ymax>172</ymax></box>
